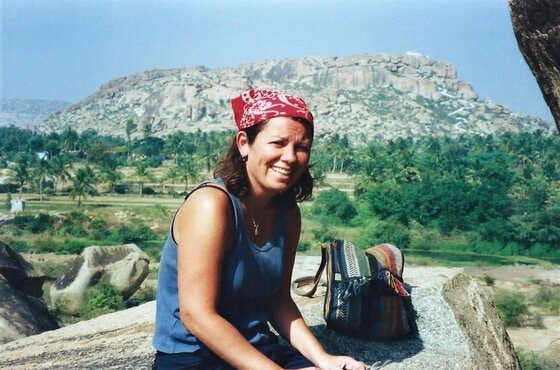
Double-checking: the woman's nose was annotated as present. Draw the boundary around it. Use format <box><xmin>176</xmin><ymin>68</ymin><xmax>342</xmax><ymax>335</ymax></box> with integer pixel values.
<box><xmin>281</xmin><ymin>146</ymin><xmax>296</xmax><ymax>163</ymax></box>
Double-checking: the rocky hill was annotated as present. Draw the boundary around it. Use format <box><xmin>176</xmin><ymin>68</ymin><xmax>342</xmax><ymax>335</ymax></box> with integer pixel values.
<box><xmin>0</xmin><ymin>99</ymin><xmax>70</xmax><ymax>129</ymax></box>
<box><xmin>37</xmin><ymin>53</ymin><xmax>554</xmax><ymax>142</ymax></box>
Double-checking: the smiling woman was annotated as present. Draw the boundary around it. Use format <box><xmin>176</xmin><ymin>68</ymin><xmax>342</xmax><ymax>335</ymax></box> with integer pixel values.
<box><xmin>151</xmin><ymin>88</ymin><xmax>366</xmax><ymax>370</ymax></box>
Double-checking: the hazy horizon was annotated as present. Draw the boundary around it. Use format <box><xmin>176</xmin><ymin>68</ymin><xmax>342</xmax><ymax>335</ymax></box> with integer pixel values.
<box><xmin>1</xmin><ymin>0</ymin><xmax>554</xmax><ymax>122</ymax></box>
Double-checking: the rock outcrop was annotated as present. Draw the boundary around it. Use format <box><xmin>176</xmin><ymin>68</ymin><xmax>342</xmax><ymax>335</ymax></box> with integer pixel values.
<box><xmin>0</xmin><ymin>242</ymin><xmax>59</xmax><ymax>345</ymax></box>
<box><xmin>510</xmin><ymin>0</ymin><xmax>560</xmax><ymax>134</ymax></box>
<box><xmin>50</xmin><ymin>244</ymin><xmax>150</xmax><ymax>314</ymax></box>
<box><xmin>37</xmin><ymin>54</ymin><xmax>554</xmax><ymax>143</ymax></box>
<box><xmin>0</xmin><ymin>258</ymin><xmax>520</xmax><ymax>369</ymax></box>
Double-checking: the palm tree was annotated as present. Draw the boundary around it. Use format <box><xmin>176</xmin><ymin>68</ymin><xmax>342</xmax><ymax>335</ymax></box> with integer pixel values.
<box><xmin>69</xmin><ymin>166</ymin><xmax>97</xmax><ymax>207</ymax></box>
<box><xmin>32</xmin><ymin>158</ymin><xmax>52</xmax><ymax>203</ymax></box>
<box><xmin>99</xmin><ymin>155</ymin><xmax>123</xmax><ymax>193</ymax></box>
<box><xmin>134</xmin><ymin>160</ymin><xmax>152</xmax><ymax>196</ymax></box>
<box><xmin>78</xmin><ymin>129</ymin><xmax>99</xmax><ymax>164</ymax></box>
<box><xmin>177</xmin><ymin>155</ymin><xmax>199</xmax><ymax>193</ymax></box>
<box><xmin>164</xmin><ymin>131</ymin><xmax>187</xmax><ymax>165</ymax></box>
<box><xmin>60</xmin><ymin>127</ymin><xmax>79</xmax><ymax>153</ymax></box>
<box><xmin>326</xmin><ymin>134</ymin><xmax>352</xmax><ymax>172</ymax></box>
<box><xmin>50</xmin><ymin>154</ymin><xmax>72</xmax><ymax>195</ymax></box>
<box><xmin>164</xmin><ymin>166</ymin><xmax>180</xmax><ymax>197</ymax></box>
<box><xmin>9</xmin><ymin>158</ymin><xmax>31</xmax><ymax>199</ymax></box>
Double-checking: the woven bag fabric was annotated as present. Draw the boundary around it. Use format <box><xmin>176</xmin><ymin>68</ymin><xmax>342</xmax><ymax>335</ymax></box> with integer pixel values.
<box><xmin>324</xmin><ymin>241</ymin><xmax>412</xmax><ymax>339</ymax></box>
<box><xmin>292</xmin><ymin>240</ymin><xmax>414</xmax><ymax>340</ymax></box>
<box><xmin>324</xmin><ymin>240</ymin><xmax>372</xmax><ymax>335</ymax></box>
<box><xmin>364</xmin><ymin>243</ymin><xmax>411</xmax><ymax>339</ymax></box>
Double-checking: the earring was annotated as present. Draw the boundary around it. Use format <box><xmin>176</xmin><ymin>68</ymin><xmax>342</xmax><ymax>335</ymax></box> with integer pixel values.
<box><xmin>241</xmin><ymin>155</ymin><xmax>248</xmax><ymax>163</ymax></box>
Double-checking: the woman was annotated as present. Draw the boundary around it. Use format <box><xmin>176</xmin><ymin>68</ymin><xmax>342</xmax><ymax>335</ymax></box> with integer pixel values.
<box><xmin>153</xmin><ymin>88</ymin><xmax>365</xmax><ymax>370</ymax></box>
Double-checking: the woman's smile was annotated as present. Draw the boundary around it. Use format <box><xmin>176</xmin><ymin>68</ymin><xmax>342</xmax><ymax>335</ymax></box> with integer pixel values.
<box><xmin>271</xmin><ymin>165</ymin><xmax>292</xmax><ymax>176</ymax></box>
<box><xmin>241</xmin><ymin>116</ymin><xmax>312</xmax><ymax>196</ymax></box>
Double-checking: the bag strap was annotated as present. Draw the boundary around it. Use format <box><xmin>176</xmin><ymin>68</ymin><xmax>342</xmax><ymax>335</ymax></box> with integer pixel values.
<box><xmin>291</xmin><ymin>245</ymin><xmax>328</xmax><ymax>297</ymax></box>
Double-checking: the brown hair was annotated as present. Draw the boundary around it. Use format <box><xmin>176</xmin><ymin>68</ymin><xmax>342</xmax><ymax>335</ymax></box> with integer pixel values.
<box><xmin>213</xmin><ymin>118</ymin><xmax>314</xmax><ymax>204</ymax></box>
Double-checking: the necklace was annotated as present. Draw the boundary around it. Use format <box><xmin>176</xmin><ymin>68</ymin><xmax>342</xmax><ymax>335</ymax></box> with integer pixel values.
<box><xmin>250</xmin><ymin>213</ymin><xmax>265</xmax><ymax>236</ymax></box>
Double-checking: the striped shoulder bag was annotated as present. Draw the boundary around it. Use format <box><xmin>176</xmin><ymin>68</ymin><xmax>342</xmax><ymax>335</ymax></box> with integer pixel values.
<box><xmin>292</xmin><ymin>240</ymin><xmax>414</xmax><ymax>340</ymax></box>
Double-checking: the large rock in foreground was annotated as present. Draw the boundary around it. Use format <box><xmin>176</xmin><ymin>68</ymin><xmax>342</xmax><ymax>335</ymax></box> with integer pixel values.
<box><xmin>50</xmin><ymin>244</ymin><xmax>150</xmax><ymax>314</ymax></box>
<box><xmin>0</xmin><ymin>261</ymin><xmax>520</xmax><ymax>369</ymax></box>
<box><xmin>0</xmin><ymin>242</ymin><xmax>59</xmax><ymax>345</ymax></box>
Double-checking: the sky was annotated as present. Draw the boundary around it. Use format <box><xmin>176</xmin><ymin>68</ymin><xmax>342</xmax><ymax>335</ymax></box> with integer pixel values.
<box><xmin>0</xmin><ymin>0</ymin><xmax>554</xmax><ymax>122</ymax></box>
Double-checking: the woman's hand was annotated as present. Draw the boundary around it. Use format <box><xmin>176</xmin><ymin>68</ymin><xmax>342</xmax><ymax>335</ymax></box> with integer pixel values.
<box><xmin>314</xmin><ymin>354</ymin><xmax>366</xmax><ymax>370</ymax></box>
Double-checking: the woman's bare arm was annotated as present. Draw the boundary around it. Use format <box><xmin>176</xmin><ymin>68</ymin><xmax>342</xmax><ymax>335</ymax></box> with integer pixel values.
<box><xmin>174</xmin><ymin>187</ymin><xmax>282</xmax><ymax>370</ymax></box>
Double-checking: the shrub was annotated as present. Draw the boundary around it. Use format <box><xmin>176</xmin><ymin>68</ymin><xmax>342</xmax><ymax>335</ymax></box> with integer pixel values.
<box><xmin>28</xmin><ymin>213</ymin><xmax>56</xmax><ymax>234</ymax></box>
<box><xmin>107</xmin><ymin>224</ymin><xmax>157</xmax><ymax>244</ymax></box>
<box><xmin>8</xmin><ymin>239</ymin><xmax>30</xmax><ymax>252</ymax></box>
<box><xmin>81</xmin><ymin>279</ymin><xmax>124</xmax><ymax>319</ymax></box>
<box><xmin>481</xmin><ymin>274</ymin><xmax>495</xmax><ymax>286</ymax></box>
<box><xmin>516</xmin><ymin>349</ymin><xmax>544</xmax><ymax>370</ymax></box>
<box><xmin>312</xmin><ymin>223</ymin><xmax>336</xmax><ymax>244</ymax></box>
<box><xmin>60</xmin><ymin>240</ymin><xmax>87</xmax><ymax>254</ymax></box>
<box><xmin>409</xmin><ymin>222</ymin><xmax>443</xmax><ymax>250</ymax></box>
<box><xmin>499</xmin><ymin>242</ymin><xmax>526</xmax><ymax>256</ymax></box>
<box><xmin>357</xmin><ymin>218</ymin><xmax>410</xmax><ymax>248</ymax></box>
<box><xmin>494</xmin><ymin>291</ymin><xmax>528</xmax><ymax>327</ymax></box>
<box><xmin>13</xmin><ymin>213</ymin><xmax>57</xmax><ymax>234</ymax></box>
<box><xmin>297</xmin><ymin>240</ymin><xmax>312</xmax><ymax>252</ymax></box>
<box><xmin>126</xmin><ymin>286</ymin><xmax>156</xmax><ymax>307</ymax></box>
<box><xmin>311</xmin><ymin>188</ymin><xmax>357</xmax><ymax>225</ymax></box>
<box><xmin>528</xmin><ymin>243</ymin><xmax>554</xmax><ymax>258</ymax></box>
<box><xmin>60</xmin><ymin>211</ymin><xmax>88</xmax><ymax>237</ymax></box>
<box><xmin>533</xmin><ymin>284</ymin><xmax>560</xmax><ymax>315</ymax></box>
<box><xmin>470</xmin><ymin>240</ymin><xmax>504</xmax><ymax>255</ymax></box>
<box><xmin>142</xmin><ymin>187</ymin><xmax>157</xmax><ymax>195</ymax></box>
<box><xmin>90</xmin><ymin>218</ymin><xmax>109</xmax><ymax>240</ymax></box>
<box><xmin>33</xmin><ymin>235</ymin><xmax>58</xmax><ymax>253</ymax></box>
<box><xmin>11</xmin><ymin>215</ymin><xmax>29</xmax><ymax>229</ymax></box>
<box><xmin>113</xmin><ymin>184</ymin><xmax>130</xmax><ymax>194</ymax></box>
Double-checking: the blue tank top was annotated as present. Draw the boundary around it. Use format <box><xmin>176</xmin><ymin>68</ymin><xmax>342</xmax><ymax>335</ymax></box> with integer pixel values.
<box><xmin>152</xmin><ymin>179</ymin><xmax>286</xmax><ymax>353</ymax></box>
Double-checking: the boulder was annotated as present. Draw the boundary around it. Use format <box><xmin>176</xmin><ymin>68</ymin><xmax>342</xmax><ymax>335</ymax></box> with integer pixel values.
<box><xmin>510</xmin><ymin>0</ymin><xmax>560</xmax><ymax>133</ymax></box>
<box><xmin>0</xmin><ymin>242</ymin><xmax>59</xmax><ymax>344</ymax></box>
<box><xmin>50</xmin><ymin>244</ymin><xmax>150</xmax><ymax>314</ymax></box>
<box><xmin>0</xmin><ymin>260</ymin><xmax>520</xmax><ymax>369</ymax></box>
<box><xmin>0</xmin><ymin>241</ymin><xmax>51</xmax><ymax>297</ymax></box>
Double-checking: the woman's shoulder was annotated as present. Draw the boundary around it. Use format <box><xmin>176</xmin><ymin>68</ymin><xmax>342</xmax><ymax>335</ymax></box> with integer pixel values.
<box><xmin>173</xmin><ymin>182</ymin><xmax>235</xmax><ymax>242</ymax></box>
<box><xmin>181</xmin><ymin>183</ymin><xmax>232</xmax><ymax>213</ymax></box>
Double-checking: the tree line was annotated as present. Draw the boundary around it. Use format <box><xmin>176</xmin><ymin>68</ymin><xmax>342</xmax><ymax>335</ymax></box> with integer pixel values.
<box><xmin>1</xmin><ymin>125</ymin><xmax>559</xmax><ymax>257</ymax></box>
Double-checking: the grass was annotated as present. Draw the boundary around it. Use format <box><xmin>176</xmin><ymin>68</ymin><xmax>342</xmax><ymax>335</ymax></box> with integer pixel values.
<box><xmin>402</xmin><ymin>249</ymin><xmax>558</xmax><ymax>268</ymax></box>
<box><xmin>3</xmin><ymin>191</ymin><xmax>558</xmax><ymax>268</ymax></box>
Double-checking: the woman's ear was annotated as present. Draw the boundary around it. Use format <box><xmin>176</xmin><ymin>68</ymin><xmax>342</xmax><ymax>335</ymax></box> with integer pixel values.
<box><xmin>236</xmin><ymin>131</ymin><xmax>249</xmax><ymax>158</ymax></box>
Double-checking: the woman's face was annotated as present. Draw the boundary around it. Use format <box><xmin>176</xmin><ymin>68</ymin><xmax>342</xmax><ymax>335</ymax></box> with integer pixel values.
<box><xmin>238</xmin><ymin>116</ymin><xmax>312</xmax><ymax>197</ymax></box>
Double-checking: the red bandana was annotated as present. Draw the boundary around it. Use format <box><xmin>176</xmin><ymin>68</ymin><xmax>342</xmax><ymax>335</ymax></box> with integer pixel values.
<box><xmin>231</xmin><ymin>88</ymin><xmax>314</xmax><ymax>130</ymax></box>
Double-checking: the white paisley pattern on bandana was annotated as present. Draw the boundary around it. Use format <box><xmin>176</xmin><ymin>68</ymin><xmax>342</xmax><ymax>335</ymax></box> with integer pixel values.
<box><xmin>232</xmin><ymin>88</ymin><xmax>313</xmax><ymax>130</ymax></box>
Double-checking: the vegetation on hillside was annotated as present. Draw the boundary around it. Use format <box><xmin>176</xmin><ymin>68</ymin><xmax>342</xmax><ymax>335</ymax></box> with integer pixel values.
<box><xmin>0</xmin><ymin>125</ymin><xmax>559</xmax><ymax>262</ymax></box>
